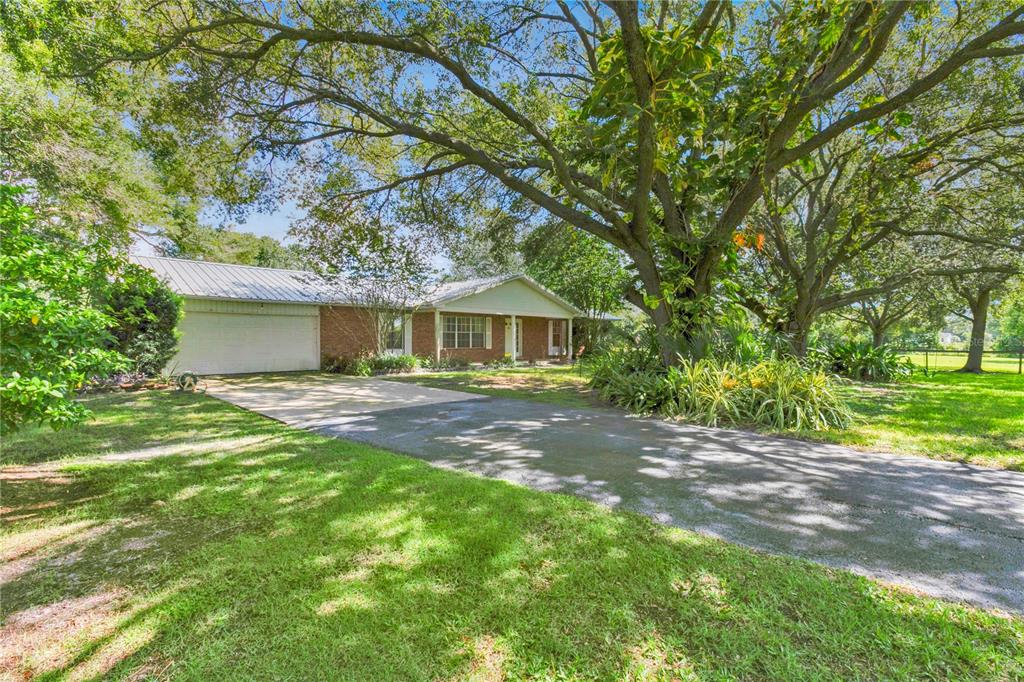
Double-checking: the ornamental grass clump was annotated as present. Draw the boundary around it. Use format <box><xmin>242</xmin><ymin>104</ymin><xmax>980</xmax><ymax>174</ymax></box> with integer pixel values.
<box><xmin>589</xmin><ymin>350</ymin><xmax>851</xmax><ymax>431</ymax></box>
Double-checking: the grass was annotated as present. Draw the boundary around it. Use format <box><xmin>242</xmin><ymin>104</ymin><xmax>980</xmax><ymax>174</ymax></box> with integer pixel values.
<box><xmin>899</xmin><ymin>352</ymin><xmax>1022</xmax><ymax>374</ymax></box>
<box><xmin>796</xmin><ymin>371</ymin><xmax>1024</xmax><ymax>470</ymax></box>
<box><xmin>393</xmin><ymin>365</ymin><xmax>1023</xmax><ymax>470</ymax></box>
<box><xmin>387</xmin><ymin>365</ymin><xmax>600</xmax><ymax>409</ymax></box>
<box><xmin>3</xmin><ymin>392</ymin><xmax>1022</xmax><ymax>680</ymax></box>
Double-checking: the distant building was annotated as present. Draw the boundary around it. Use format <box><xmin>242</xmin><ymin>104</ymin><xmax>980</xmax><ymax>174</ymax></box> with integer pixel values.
<box><xmin>939</xmin><ymin>331</ymin><xmax>963</xmax><ymax>346</ymax></box>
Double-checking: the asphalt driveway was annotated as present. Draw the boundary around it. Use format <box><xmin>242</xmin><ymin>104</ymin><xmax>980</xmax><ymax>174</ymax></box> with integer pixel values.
<box><xmin>208</xmin><ymin>374</ymin><xmax>1024</xmax><ymax>613</ymax></box>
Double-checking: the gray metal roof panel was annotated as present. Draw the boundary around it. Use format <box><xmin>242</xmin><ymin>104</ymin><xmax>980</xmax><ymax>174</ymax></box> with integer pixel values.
<box><xmin>132</xmin><ymin>256</ymin><xmax>329</xmax><ymax>304</ymax></box>
<box><xmin>131</xmin><ymin>256</ymin><xmax>584</xmax><ymax>315</ymax></box>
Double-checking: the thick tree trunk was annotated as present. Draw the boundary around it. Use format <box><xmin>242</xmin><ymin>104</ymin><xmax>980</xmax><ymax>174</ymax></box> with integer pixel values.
<box><xmin>871</xmin><ymin>325</ymin><xmax>885</xmax><ymax>349</ymax></box>
<box><xmin>631</xmin><ymin>246</ymin><xmax>722</xmax><ymax>367</ymax></box>
<box><xmin>787</xmin><ymin>324</ymin><xmax>810</xmax><ymax>356</ymax></box>
<box><xmin>960</xmin><ymin>288</ymin><xmax>990</xmax><ymax>373</ymax></box>
<box><xmin>782</xmin><ymin>295</ymin><xmax>816</xmax><ymax>357</ymax></box>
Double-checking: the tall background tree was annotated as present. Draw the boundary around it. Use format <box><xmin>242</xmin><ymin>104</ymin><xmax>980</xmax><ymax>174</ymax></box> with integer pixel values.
<box><xmin>23</xmin><ymin>0</ymin><xmax>1023</xmax><ymax>365</ymax></box>
<box><xmin>992</xmin><ymin>279</ymin><xmax>1024</xmax><ymax>352</ymax></box>
<box><xmin>522</xmin><ymin>221</ymin><xmax>630</xmax><ymax>352</ymax></box>
<box><xmin>157</xmin><ymin>223</ymin><xmax>305</xmax><ymax>268</ymax></box>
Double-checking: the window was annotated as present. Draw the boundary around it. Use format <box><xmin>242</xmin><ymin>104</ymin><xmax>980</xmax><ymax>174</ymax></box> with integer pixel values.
<box><xmin>443</xmin><ymin>315</ymin><xmax>486</xmax><ymax>349</ymax></box>
<box><xmin>385</xmin><ymin>316</ymin><xmax>405</xmax><ymax>351</ymax></box>
<box><xmin>551</xmin><ymin>321</ymin><xmax>563</xmax><ymax>348</ymax></box>
<box><xmin>549</xmin><ymin>319</ymin><xmax>566</xmax><ymax>355</ymax></box>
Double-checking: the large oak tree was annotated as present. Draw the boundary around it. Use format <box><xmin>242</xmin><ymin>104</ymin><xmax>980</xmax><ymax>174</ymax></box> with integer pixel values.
<box><xmin>31</xmin><ymin>0</ymin><xmax>1024</xmax><ymax>364</ymax></box>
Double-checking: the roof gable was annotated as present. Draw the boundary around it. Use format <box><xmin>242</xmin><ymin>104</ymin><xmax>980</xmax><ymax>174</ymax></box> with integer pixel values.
<box><xmin>428</xmin><ymin>275</ymin><xmax>582</xmax><ymax>317</ymax></box>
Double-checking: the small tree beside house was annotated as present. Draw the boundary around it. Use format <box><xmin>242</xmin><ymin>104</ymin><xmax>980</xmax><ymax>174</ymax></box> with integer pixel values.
<box><xmin>296</xmin><ymin>224</ymin><xmax>437</xmax><ymax>369</ymax></box>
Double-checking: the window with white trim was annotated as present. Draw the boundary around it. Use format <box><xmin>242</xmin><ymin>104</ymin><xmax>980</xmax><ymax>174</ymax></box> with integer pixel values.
<box><xmin>385</xmin><ymin>316</ymin><xmax>405</xmax><ymax>352</ymax></box>
<box><xmin>443</xmin><ymin>315</ymin><xmax>486</xmax><ymax>349</ymax></box>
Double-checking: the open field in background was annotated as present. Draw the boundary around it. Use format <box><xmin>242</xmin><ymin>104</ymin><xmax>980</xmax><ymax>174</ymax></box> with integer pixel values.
<box><xmin>899</xmin><ymin>352</ymin><xmax>1023</xmax><ymax>373</ymax></box>
<box><xmin>792</xmin><ymin>372</ymin><xmax>1024</xmax><ymax>471</ymax></box>
<box><xmin>3</xmin><ymin>392</ymin><xmax>1022</xmax><ymax>680</ymax></box>
<box><xmin>394</xmin><ymin>367</ymin><xmax>1024</xmax><ymax>470</ymax></box>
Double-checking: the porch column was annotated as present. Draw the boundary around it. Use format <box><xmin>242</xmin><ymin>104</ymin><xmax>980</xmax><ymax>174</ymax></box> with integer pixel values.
<box><xmin>567</xmin><ymin>318</ymin><xmax>573</xmax><ymax>361</ymax></box>
<box><xmin>511</xmin><ymin>314</ymin><xmax>517</xmax><ymax>363</ymax></box>
<box><xmin>434</xmin><ymin>309</ymin><xmax>442</xmax><ymax>364</ymax></box>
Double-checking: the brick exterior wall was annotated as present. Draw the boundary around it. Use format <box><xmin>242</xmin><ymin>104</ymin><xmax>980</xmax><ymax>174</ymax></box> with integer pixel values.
<box><xmin>320</xmin><ymin>305</ymin><xmax>385</xmax><ymax>363</ymax></box>
<box><xmin>322</xmin><ymin>306</ymin><xmax>569</xmax><ymax>365</ymax></box>
<box><xmin>410</xmin><ymin>311</ymin><xmax>435</xmax><ymax>357</ymax></box>
<box><xmin>520</xmin><ymin>316</ymin><xmax>569</xmax><ymax>361</ymax></box>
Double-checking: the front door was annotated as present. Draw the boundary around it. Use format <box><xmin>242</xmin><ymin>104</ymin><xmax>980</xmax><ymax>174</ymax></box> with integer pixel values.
<box><xmin>548</xmin><ymin>319</ymin><xmax>565</xmax><ymax>356</ymax></box>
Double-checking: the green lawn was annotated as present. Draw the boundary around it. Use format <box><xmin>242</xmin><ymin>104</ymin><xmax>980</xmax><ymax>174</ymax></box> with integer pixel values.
<box><xmin>397</xmin><ymin>366</ymin><xmax>1024</xmax><ymax>471</ymax></box>
<box><xmin>387</xmin><ymin>365</ymin><xmax>599</xmax><ymax>409</ymax></box>
<box><xmin>3</xmin><ymin>393</ymin><xmax>1021</xmax><ymax>680</ymax></box>
<box><xmin>792</xmin><ymin>372</ymin><xmax>1024</xmax><ymax>471</ymax></box>
<box><xmin>899</xmin><ymin>352</ymin><xmax>1023</xmax><ymax>373</ymax></box>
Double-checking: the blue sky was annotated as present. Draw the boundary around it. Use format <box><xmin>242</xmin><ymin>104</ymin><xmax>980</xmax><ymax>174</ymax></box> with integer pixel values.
<box><xmin>225</xmin><ymin>199</ymin><xmax>302</xmax><ymax>242</ymax></box>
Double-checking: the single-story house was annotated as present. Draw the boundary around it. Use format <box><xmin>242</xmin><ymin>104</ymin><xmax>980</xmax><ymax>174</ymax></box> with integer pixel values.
<box><xmin>132</xmin><ymin>256</ymin><xmax>584</xmax><ymax>375</ymax></box>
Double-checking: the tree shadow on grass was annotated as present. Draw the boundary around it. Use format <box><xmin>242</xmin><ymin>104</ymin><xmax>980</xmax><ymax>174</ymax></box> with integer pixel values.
<box><xmin>793</xmin><ymin>374</ymin><xmax>1024</xmax><ymax>470</ymax></box>
<box><xmin>2</xmin><ymin>393</ymin><xmax>1021</xmax><ymax>680</ymax></box>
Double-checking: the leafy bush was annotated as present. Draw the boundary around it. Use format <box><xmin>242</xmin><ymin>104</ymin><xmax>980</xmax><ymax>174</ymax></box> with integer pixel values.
<box><xmin>324</xmin><ymin>353</ymin><xmax>419</xmax><ymax>376</ymax></box>
<box><xmin>483</xmin><ymin>353</ymin><xmax>516</xmax><ymax>368</ymax></box>
<box><xmin>813</xmin><ymin>341</ymin><xmax>912</xmax><ymax>382</ymax></box>
<box><xmin>103</xmin><ymin>263</ymin><xmax>182</xmax><ymax>375</ymax></box>
<box><xmin>369</xmin><ymin>354</ymin><xmax>419</xmax><ymax>374</ymax></box>
<box><xmin>324</xmin><ymin>354</ymin><xmax>372</xmax><ymax>376</ymax></box>
<box><xmin>0</xmin><ymin>185</ymin><xmax>127</xmax><ymax>433</ymax></box>
<box><xmin>419</xmin><ymin>354</ymin><xmax>471</xmax><ymax>371</ymax></box>
<box><xmin>586</xmin><ymin>328</ymin><xmax>851</xmax><ymax>431</ymax></box>
<box><xmin>590</xmin><ymin>354</ymin><xmax>851</xmax><ymax>431</ymax></box>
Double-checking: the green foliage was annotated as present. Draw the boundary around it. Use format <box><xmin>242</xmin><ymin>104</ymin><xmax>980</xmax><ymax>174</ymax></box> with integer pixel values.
<box><xmin>577</xmin><ymin>24</ymin><xmax>718</xmax><ymax>184</ymax></box>
<box><xmin>522</xmin><ymin>222</ymin><xmax>628</xmax><ymax>325</ymax></box>
<box><xmin>994</xmin><ymin>281</ymin><xmax>1024</xmax><ymax>351</ymax></box>
<box><xmin>324</xmin><ymin>353</ymin><xmax>420</xmax><ymax>376</ymax></box>
<box><xmin>102</xmin><ymin>264</ymin><xmax>182</xmax><ymax>375</ymax></box>
<box><xmin>21</xmin><ymin>1</ymin><xmax>1022</xmax><ymax>364</ymax></box>
<box><xmin>586</xmin><ymin>325</ymin><xmax>850</xmax><ymax>431</ymax></box>
<box><xmin>588</xmin><ymin>350</ymin><xmax>851</xmax><ymax>431</ymax></box>
<box><xmin>0</xmin><ymin>186</ymin><xmax>127</xmax><ymax>433</ymax></box>
<box><xmin>419</xmin><ymin>354</ymin><xmax>472</xmax><ymax>371</ymax></box>
<box><xmin>813</xmin><ymin>341</ymin><xmax>913</xmax><ymax>382</ymax></box>
<box><xmin>0</xmin><ymin>51</ymin><xmax>173</xmax><ymax>243</ymax></box>
<box><xmin>482</xmin><ymin>353</ymin><xmax>516</xmax><ymax>369</ymax></box>
<box><xmin>369</xmin><ymin>354</ymin><xmax>419</xmax><ymax>374</ymax></box>
<box><xmin>160</xmin><ymin>224</ymin><xmax>304</xmax><ymax>269</ymax></box>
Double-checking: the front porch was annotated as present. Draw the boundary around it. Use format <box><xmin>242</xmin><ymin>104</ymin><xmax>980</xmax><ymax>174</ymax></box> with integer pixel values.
<box><xmin>410</xmin><ymin>311</ymin><xmax>574</xmax><ymax>364</ymax></box>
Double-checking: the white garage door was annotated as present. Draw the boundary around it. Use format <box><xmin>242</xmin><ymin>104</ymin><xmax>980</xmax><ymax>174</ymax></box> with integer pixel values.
<box><xmin>172</xmin><ymin>300</ymin><xmax>320</xmax><ymax>375</ymax></box>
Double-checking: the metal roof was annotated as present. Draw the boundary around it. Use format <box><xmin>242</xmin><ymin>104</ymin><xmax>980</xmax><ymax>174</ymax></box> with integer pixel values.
<box><xmin>132</xmin><ymin>256</ymin><xmax>584</xmax><ymax>315</ymax></box>
<box><xmin>132</xmin><ymin>256</ymin><xmax>329</xmax><ymax>304</ymax></box>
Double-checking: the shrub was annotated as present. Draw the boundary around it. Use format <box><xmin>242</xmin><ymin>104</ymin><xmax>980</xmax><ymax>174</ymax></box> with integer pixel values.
<box><xmin>369</xmin><ymin>354</ymin><xmax>419</xmax><ymax>374</ymax></box>
<box><xmin>103</xmin><ymin>263</ymin><xmax>182</xmax><ymax>376</ymax></box>
<box><xmin>814</xmin><ymin>341</ymin><xmax>912</xmax><ymax>382</ymax></box>
<box><xmin>483</xmin><ymin>353</ymin><xmax>516</xmax><ymax>368</ymax></box>
<box><xmin>325</xmin><ymin>353</ymin><xmax>419</xmax><ymax>376</ymax></box>
<box><xmin>588</xmin><ymin>342</ymin><xmax>851</xmax><ymax>431</ymax></box>
<box><xmin>0</xmin><ymin>185</ymin><xmax>127</xmax><ymax>433</ymax></box>
<box><xmin>324</xmin><ymin>354</ymin><xmax>372</xmax><ymax>376</ymax></box>
<box><xmin>419</xmin><ymin>354</ymin><xmax>471</xmax><ymax>371</ymax></box>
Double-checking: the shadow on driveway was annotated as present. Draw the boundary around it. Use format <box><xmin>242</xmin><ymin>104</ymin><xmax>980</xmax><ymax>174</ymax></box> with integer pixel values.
<box><xmin>211</xmin><ymin>378</ymin><xmax>1024</xmax><ymax>613</ymax></box>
